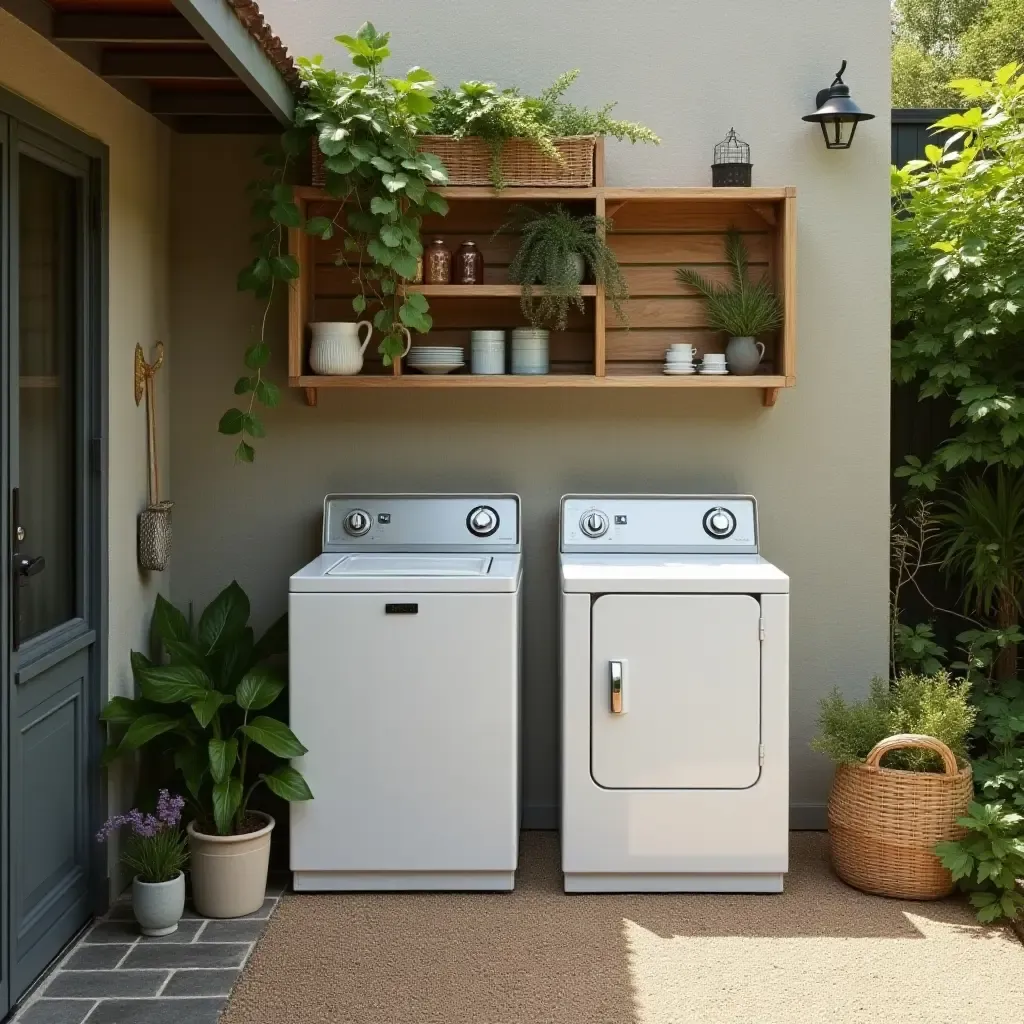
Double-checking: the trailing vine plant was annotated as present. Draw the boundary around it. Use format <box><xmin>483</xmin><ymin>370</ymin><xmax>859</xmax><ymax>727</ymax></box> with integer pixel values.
<box><xmin>222</xmin><ymin>22</ymin><xmax>449</xmax><ymax>461</ymax></box>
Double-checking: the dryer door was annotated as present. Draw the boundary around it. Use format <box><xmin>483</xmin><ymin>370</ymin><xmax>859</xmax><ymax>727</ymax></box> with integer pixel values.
<box><xmin>591</xmin><ymin>593</ymin><xmax>761</xmax><ymax>789</ymax></box>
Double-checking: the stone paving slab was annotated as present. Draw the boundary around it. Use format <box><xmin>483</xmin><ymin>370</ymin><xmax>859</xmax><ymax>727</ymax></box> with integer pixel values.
<box><xmin>87</xmin><ymin>998</ymin><xmax>224</xmax><ymax>1024</ymax></box>
<box><xmin>10</xmin><ymin>874</ymin><xmax>287</xmax><ymax>1024</ymax></box>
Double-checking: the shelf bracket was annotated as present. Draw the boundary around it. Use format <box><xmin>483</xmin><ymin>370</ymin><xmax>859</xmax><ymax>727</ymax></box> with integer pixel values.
<box><xmin>303</xmin><ymin>387</ymin><xmax>318</xmax><ymax>408</ymax></box>
<box><xmin>605</xmin><ymin>201</ymin><xmax>627</xmax><ymax>219</ymax></box>
<box><xmin>749</xmin><ymin>203</ymin><xmax>777</xmax><ymax>226</ymax></box>
<box><xmin>762</xmin><ymin>387</ymin><xmax>780</xmax><ymax>408</ymax></box>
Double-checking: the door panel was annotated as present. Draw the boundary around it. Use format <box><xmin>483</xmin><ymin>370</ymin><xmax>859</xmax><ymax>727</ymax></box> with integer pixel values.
<box><xmin>591</xmin><ymin>593</ymin><xmax>762</xmax><ymax>789</ymax></box>
<box><xmin>10</xmin><ymin>651</ymin><xmax>89</xmax><ymax>996</ymax></box>
<box><xmin>2</xmin><ymin>109</ymin><xmax>101</xmax><ymax>1015</ymax></box>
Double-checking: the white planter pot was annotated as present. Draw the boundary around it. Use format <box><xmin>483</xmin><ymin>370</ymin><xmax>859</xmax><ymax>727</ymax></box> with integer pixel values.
<box><xmin>132</xmin><ymin>871</ymin><xmax>185</xmax><ymax>937</ymax></box>
<box><xmin>188</xmin><ymin>813</ymin><xmax>274</xmax><ymax>919</ymax></box>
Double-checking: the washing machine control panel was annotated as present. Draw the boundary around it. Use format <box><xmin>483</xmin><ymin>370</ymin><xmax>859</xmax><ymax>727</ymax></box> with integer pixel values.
<box><xmin>561</xmin><ymin>495</ymin><xmax>758</xmax><ymax>553</ymax></box>
<box><xmin>323</xmin><ymin>494</ymin><xmax>520</xmax><ymax>552</ymax></box>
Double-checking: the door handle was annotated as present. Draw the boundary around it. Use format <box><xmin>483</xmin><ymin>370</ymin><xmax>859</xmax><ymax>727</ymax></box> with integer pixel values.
<box><xmin>610</xmin><ymin>660</ymin><xmax>626</xmax><ymax>714</ymax></box>
<box><xmin>10</xmin><ymin>487</ymin><xmax>44</xmax><ymax>652</ymax></box>
<box><xmin>17</xmin><ymin>555</ymin><xmax>45</xmax><ymax>578</ymax></box>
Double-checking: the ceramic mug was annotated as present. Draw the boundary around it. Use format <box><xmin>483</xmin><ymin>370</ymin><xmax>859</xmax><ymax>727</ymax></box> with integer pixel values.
<box><xmin>703</xmin><ymin>353</ymin><xmax>727</xmax><ymax>365</ymax></box>
<box><xmin>669</xmin><ymin>344</ymin><xmax>697</xmax><ymax>361</ymax></box>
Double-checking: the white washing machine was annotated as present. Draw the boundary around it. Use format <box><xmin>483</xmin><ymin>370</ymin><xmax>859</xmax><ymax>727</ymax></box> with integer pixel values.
<box><xmin>290</xmin><ymin>493</ymin><xmax>521</xmax><ymax>891</ymax></box>
<box><xmin>560</xmin><ymin>494</ymin><xmax>789</xmax><ymax>893</ymax></box>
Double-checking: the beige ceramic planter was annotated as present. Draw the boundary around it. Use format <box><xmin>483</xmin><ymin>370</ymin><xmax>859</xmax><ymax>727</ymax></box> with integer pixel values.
<box><xmin>188</xmin><ymin>812</ymin><xmax>274</xmax><ymax>918</ymax></box>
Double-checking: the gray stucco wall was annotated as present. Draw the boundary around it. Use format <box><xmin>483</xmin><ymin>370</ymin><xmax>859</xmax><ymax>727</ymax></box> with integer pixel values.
<box><xmin>169</xmin><ymin>0</ymin><xmax>891</xmax><ymax>828</ymax></box>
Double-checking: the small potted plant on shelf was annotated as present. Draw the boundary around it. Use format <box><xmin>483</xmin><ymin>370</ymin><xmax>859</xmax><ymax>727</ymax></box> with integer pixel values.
<box><xmin>97</xmin><ymin>790</ymin><xmax>188</xmax><ymax>936</ymax></box>
<box><xmin>100</xmin><ymin>583</ymin><xmax>312</xmax><ymax>918</ymax></box>
<box><xmin>502</xmin><ymin>204</ymin><xmax>628</xmax><ymax>330</ymax></box>
<box><xmin>812</xmin><ymin>671</ymin><xmax>975</xmax><ymax>900</ymax></box>
<box><xmin>676</xmin><ymin>228</ymin><xmax>783</xmax><ymax>375</ymax></box>
<box><xmin>423</xmin><ymin>70</ymin><xmax>660</xmax><ymax>190</ymax></box>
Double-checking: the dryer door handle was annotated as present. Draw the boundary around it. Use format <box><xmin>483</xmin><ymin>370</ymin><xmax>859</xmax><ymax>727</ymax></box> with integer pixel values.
<box><xmin>610</xmin><ymin>660</ymin><xmax>626</xmax><ymax>714</ymax></box>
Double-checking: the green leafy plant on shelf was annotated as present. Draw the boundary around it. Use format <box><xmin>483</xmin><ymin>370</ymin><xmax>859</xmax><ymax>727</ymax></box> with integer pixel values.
<box><xmin>100</xmin><ymin>583</ymin><xmax>312</xmax><ymax>836</ymax></box>
<box><xmin>676</xmin><ymin>228</ymin><xmax>783</xmax><ymax>338</ymax></box>
<box><xmin>500</xmin><ymin>205</ymin><xmax>628</xmax><ymax>330</ymax></box>
<box><xmin>224</xmin><ymin>22</ymin><xmax>449</xmax><ymax>461</ymax></box>
<box><xmin>427</xmin><ymin>70</ymin><xmax>659</xmax><ymax>189</ymax></box>
<box><xmin>812</xmin><ymin>672</ymin><xmax>975</xmax><ymax>773</ymax></box>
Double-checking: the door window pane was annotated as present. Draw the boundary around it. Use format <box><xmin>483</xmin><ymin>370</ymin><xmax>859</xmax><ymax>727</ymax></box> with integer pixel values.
<box><xmin>17</xmin><ymin>154</ymin><xmax>79</xmax><ymax>642</ymax></box>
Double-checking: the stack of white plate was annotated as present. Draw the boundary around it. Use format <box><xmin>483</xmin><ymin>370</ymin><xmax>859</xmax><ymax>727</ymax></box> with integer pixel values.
<box><xmin>406</xmin><ymin>346</ymin><xmax>465</xmax><ymax>374</ymax></box>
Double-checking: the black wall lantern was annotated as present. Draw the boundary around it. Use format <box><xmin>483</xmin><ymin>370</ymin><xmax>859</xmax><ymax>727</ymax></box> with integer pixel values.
<box><xmin>802</xmin><ymin>60</ymin><xmax>874</xmax><ymax>150</ymax></box>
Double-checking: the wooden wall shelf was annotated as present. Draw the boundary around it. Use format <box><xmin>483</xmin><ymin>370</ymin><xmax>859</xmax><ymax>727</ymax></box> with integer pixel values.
<box><xmin>288</xmin><ymin>181</ymin><xmax>796</xmax><ymax>408</ymax></box>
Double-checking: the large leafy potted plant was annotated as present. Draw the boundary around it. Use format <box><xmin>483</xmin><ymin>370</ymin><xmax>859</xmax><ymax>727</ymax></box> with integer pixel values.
<box><xmin>101</xmin><ymin>583</ymin><xmax>312</xmax><ymax>918</ymax></box>
<box><xmin>676</xmin><ymin>228</ymin><xmax>783</xmax><ymax>375</ymax></box>
<box><xmin>502</xmin><ymin>205</ymin><xmax>628</xmax><ymax>330</ymax></box>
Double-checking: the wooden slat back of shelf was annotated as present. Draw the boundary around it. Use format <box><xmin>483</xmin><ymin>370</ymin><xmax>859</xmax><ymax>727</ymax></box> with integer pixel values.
<box><xmin>603</xmin><ymin>196</ymin><xmax>786</xmax><ymax>379</ymax></box>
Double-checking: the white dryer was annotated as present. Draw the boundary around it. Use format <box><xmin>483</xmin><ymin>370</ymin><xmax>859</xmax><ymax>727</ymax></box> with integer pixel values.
<box><xmin>290</xmin><ymin>493</ymin><xmax>521</xmax><ymax>891</ymax></box>
<box><xmin>560</xmin><ymin>494</ymin><xmax>789</xmax><ymax>893</ymax></box>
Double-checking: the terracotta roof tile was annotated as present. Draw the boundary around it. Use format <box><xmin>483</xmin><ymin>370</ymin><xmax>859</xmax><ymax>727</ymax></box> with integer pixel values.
<box><xmin>224</xmin><ymin>0</ymin><xmax>299</xmax><ymax>92</ymax></box>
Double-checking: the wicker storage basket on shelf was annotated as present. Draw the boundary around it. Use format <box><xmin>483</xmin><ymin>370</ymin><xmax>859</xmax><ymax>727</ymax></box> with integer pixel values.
<box><xmin>828</xmin><ymin>734</ymin><xmax>972</xmax><ymax>900</ymax></box>
<box><xmin>311</xmin><ymin>136</ymin><xmax>596</xmax><ymax>188</ymax></box>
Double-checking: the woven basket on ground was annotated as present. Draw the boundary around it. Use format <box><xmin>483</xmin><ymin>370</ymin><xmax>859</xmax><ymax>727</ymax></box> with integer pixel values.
<box><xmin>828</xmin><ymin>734</ymin><xmax>972</xmax><ymax>900</ymax></box>
<box><xmin>311</xmin><ymin>136</ymin><xmax>596</xmax><ymax>188</ymax></box>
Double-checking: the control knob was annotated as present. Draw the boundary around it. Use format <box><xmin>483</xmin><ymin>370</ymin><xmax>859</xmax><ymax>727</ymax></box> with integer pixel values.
<box><xmin>343</xmin><ymin>509</ymin><xmax>372</xmax><ymax>537</ymax></box>
<box><xmin>702</xmin><ymin>506</ymin><xmax>737</xmax><ymax>539</ymax></box>
<box><xmin>580</xmin><ymin>510</ymin><xmax>609</xmax><ymax>538</ymax></box>
<box><xmin>467</xmin><ymin>505</ymin><xmax>499</xmax><ymax>537</ymax></box>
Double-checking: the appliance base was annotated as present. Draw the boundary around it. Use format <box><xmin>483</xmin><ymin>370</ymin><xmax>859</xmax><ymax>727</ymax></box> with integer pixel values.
<box><xmin>563</xmin><ymin>872</ymin><xmax>784</xmax><ymax>894</ymax></box>
<box><xmin>292</xmin><ymin>870</ymin><xmax>516</xmax><ymax>892</ymax></box>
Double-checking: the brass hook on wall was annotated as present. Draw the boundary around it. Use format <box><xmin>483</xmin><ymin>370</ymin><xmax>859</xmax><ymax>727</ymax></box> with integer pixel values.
<box><xmin>134</xmin><ymin>341</ymin><xmax>165</xmax><ymax>406</ymax></box>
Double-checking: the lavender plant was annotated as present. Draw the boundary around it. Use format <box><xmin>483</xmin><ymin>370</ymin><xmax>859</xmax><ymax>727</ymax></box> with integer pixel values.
<box><xmin>97</xmin><ymin>790</ymin><xmax>188</xmax><ymax>884</ymax></box>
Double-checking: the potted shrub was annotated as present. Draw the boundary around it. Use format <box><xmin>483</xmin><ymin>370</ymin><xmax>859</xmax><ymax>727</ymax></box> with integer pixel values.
<box><xmin>97</xmin><ymin>790</ymin><xmax>188</xmax><ymax>936</ymax></box>
<box><xmin>101</xmin><ymin>583</ymin><xmax>312</xmax><ymax>918</ymax></box>
<box><xmin>502</xmin><ymin>204</ymin><xmax>628</xmax><ymax>330</ymax></box>
<box><xmin>424</xmin><ymin>71</ymin><xmax>660</xmax><ymax>190</ymax></box>
<box><xmin>676</xmin><ymin>228</ymin><xmax>783</xmax><ymax>374</ymax></box>
<box><xmin>813</xmin><ymin>672</ymin><xmax>975</xmax><ymax>899</ymax></box>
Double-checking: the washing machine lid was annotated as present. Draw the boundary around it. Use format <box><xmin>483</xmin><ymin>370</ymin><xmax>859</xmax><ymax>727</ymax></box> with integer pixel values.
<box><xmin>560</xmin><ymin>554</ymin><xmax>789</xmax><ymax>593</ymax></box>
<box><xmin>290</xmin><ymin>552</ymin><xmax>521</xmax><ymax>593</ymax></box>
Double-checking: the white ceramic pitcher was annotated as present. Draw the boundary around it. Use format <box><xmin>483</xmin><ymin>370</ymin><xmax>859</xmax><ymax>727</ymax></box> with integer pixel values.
<box><xmin>309</xmin><ymin>321</ymin><xmax>413</xmax><ymax>375</ymax></box>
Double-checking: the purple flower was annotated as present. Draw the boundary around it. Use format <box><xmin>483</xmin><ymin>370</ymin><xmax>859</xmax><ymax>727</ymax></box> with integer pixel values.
<box><xmin>96</xmin><ymin>792</ymin><xmax>185</xmax><ymax>843</ymax></box>
<box><xmin>157</xmin><ymin>790</ymin><xmax>185</xmax><ymax>827</ymax></box>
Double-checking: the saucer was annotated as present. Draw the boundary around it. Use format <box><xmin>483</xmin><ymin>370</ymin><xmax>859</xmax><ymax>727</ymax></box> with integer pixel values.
<box><xmin>699</xmin><ymin>367</ymin><xmax>729</xmax><ymax>375</ymax></box>
<box><xmin>663</xmin><ymin>365</ymin><xmax>697</xmax><ymax>375</ymax></box>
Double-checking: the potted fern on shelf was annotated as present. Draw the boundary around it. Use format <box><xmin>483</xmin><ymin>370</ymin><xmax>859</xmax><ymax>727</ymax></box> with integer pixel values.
<box><xmin>502</xmin><ymin>205</ymin><xmax>628</xmax><ymax>330</ymax></box>
<box><xmin>676</xmin><ymin>228</ymin><xmax>783</xmax><ymax>375</ymax></box>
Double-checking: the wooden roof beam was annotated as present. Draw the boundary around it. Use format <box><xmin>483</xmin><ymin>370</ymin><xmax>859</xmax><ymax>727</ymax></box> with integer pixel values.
<box><xmin>53</xmin><ymin>13</ymin><xmax>202</xmax><ymax>44</ymax></box>
<box><xmin>150</xmin><ymin>89</ymin><xmax>267</xmax><ymax>116</ymax></box>
<box><xmin>101</xmin><ymin>49</ymin><xmax>236</xmax><ymax>80</ymax></box>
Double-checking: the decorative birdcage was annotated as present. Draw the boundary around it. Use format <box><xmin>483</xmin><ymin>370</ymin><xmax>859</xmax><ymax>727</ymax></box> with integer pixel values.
<box><xmin>711</xmin><ymin>128</ymin><xmax>752</xmax><ymax>187</ymax></box>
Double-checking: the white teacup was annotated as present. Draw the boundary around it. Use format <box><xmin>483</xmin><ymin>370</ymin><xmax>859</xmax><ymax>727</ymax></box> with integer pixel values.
<box><xmin>669</xmin><ymin>343</ymin><xmax>697</xmax><ymax>360</ymax></box>
<box><xmin>703</xmin><ymin>353</ymin><xmax>726</xmax><ymax>365</ymax></box>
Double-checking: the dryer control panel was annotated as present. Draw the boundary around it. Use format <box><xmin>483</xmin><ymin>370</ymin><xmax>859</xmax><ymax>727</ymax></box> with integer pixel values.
<box><xmin>323</xmin><ymin>494</ymin><xmax>520</xmax><ymax>553</ymax></box>
<box><xmin>560</xmin><ymin>495</ymin><xmax>758</xmax><ymax>554</ymax></box>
